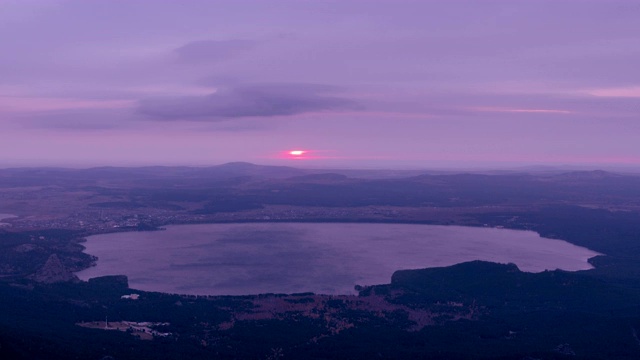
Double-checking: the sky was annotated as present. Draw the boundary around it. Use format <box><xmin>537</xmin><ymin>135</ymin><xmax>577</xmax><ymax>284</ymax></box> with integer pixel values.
<box><xmin>1</xmin><ymin>0</ymin><xmax>639</xmax><ymax>169</ymax></box>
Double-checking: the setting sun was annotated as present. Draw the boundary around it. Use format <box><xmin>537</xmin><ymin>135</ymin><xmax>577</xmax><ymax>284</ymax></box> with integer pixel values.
<box><xmin>289</xmin><ymin>150</ymin><xmax>306</xmax><ymax>156</ymax></box>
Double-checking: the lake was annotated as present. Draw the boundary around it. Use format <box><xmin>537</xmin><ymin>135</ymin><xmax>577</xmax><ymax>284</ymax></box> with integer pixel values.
<box><xmin>0</xmin><ymin>213</ymin><xmax>16</xmax><ymax>227</ymax></box>
<box><xmin>0</xmin><ymin>213</ymin><xmax>16</xmax><ymax>221</ymax></box>
<box><xmin>76</xmin><ymin>222</ymin><xmax>601</xmax><ymax>295</ymax></box>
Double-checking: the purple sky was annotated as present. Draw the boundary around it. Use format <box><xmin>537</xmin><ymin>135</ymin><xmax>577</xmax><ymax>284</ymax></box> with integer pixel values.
<box><xmin>1</xmin><ymin>0</ymin><xmax>639</xmax><ymax>169</ymax></box>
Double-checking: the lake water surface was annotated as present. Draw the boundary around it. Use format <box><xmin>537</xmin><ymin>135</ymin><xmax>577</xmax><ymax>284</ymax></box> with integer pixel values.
<box><xmin>0</xmin><ymin>213</ymin><xmax>16</xmax><ymax>226</ymax></box>
<box><xmin>0</xmin><ymin>213</ymin><xmax>16</xmax><ymax>220</ymax></box>
<box><xmin>76</xmin><ymin>223</ymin><xmax>601</xmax><ymax>295</ymax></box>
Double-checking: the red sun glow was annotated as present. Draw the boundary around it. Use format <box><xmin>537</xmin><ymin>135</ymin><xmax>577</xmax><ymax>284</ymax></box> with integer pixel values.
<box><xmin>289</xmin><ymin>150</ymin><xmax>306</xmax><ymax>156</ymax></box>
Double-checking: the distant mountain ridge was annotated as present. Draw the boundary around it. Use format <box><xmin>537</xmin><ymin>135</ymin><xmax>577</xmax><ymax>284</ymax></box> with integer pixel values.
<box><xmin>2</xmin><ymin>162</ymin><xmax>637</xmax><ymax>180</ymax></box>
<box><xmin>1</xmin><ymin>163</ymin><xmax>639</xmax><ymax>193</ymax></box>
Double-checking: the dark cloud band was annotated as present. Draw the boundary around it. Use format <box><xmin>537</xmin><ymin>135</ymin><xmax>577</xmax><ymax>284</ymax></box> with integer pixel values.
<box><xmin>137</xmin><ymin>83</ymin><xmax>358</xmax><ymax>120</ymax></box>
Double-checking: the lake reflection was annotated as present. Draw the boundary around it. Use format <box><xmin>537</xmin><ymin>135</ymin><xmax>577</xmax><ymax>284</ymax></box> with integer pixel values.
<box><xmin>76</xmin><ymin>223</ymin><xmax>601</xmax><ymax>295</ymax></box>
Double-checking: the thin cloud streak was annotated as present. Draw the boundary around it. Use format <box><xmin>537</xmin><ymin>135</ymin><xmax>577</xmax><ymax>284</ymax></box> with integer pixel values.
<box><xmin>471</xmin><ymin>107</ymin><xmax>573</xmax><ymax>115</ymax></box>
<box><xmin>173</xmin><ymin>39</ymin><xmax>257</xmax><ymax>63</ymax></box>
<box><xmin>0</xmin><ymin>97</ymin><xmax>134</xmax><ymax>113</ymax></box>
<box><xmin>586</xmin><ymin>86</ymin><xmax>640</xmax><ymax>98</ymax></box>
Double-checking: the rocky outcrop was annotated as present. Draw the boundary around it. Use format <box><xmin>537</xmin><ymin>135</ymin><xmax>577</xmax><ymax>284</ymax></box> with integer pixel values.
<box><xmin>31</xmin><ymin>254</ymin><xmax>79</xmax><ymax>284</ymax></box>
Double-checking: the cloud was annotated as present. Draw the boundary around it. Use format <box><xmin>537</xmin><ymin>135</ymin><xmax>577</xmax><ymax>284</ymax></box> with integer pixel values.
<box><xmin>137</xmin><ymin>83</ymin><xmax>358</xmax><ymax>121</ymax></box>
<box><xmin>586</xmin><ymin>86</ymin><xmax>640</xmax><ymax>98</ymax></box>
<box><xmin>0</xmin><ymin>96</ymin><xmax>133</xmax><ymax>113</ymax></box>
<box><xmin>19</xmin><ymin>108</ymin><xmax>138</xmax><ymax>130</ymax></box>
<box><xmin>173</xmin><ymin>39</ymin><xmax>257</xmax><ymax>63</ymax></box>
<box><xmin>470</xmin><ymin>107</ymin><xmax>573</xmax><ymax>115</ymax></box>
